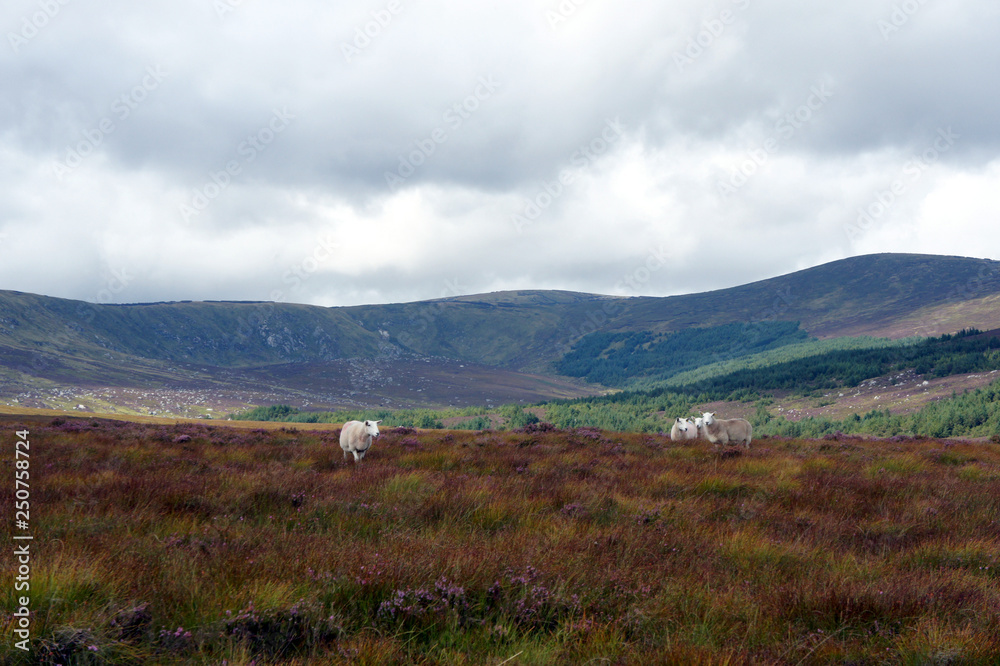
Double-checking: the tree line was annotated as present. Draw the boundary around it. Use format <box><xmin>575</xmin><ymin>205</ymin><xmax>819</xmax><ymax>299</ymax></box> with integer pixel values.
<box><xmin>669</xmin><ymin>328</ymin><xmax>1000</xmax><ymax>398</ymax></box>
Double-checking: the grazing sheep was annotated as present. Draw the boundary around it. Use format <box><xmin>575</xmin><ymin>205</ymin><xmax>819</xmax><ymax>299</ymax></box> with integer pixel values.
<box><xmin>670</xmin><ymin>417</ymin><xmax>694</xmax><ymax>442</ymax></box>
<box><xmin>340</xmin><ymin>419</ymin><xmax>381</xmax><ymax>461</ymax></box>
<box><xmin>701</xmin><ymin>412</ymin><xmax>752</xmax><ymax>448</ymax></box>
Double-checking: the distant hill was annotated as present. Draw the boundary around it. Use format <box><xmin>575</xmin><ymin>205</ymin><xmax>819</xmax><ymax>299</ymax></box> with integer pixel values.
<box><xmin>346</xmin><ymin>253</ymin><xmax>1000</xmax><ymax>369</ymax></box>
<box><xmin>2</xmin><ymin>253</ymin><xmax>999</xmax><ymax>413</ymax></box>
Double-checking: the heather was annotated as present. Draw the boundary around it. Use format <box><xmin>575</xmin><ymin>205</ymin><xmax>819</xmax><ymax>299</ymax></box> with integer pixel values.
<box><xmin>2</xmin><ymin>418</ymin><xmax>999</xmax><ymax>664</ymax></box>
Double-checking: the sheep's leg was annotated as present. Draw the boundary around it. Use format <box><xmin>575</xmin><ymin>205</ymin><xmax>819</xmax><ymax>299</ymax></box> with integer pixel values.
<box><xmin>352</xmin><ymin>450</ymin><xmax>360</xmax><ymax>462</ymax></box>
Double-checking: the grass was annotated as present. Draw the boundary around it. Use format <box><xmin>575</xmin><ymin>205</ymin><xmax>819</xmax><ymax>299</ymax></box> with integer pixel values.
<box><xmin>2</xmin><ymin>418</ymin><xmax>999</xmax><ymax>663</ymax></box>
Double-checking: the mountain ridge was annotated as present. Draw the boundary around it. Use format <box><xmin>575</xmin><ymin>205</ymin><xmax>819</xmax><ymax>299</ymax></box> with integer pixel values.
<box><xmin>3</xmin><ymin>252</ymin><xmax>1000</xmax><ymax>412</ymax></box>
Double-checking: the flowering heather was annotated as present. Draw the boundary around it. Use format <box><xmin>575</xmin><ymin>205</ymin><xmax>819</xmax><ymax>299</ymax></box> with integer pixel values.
<box><xmin>377</xmin><ymin>577</ymin><xmax>471</xmax><ymax>628</ymax></box>
<box><xmin>399</xmin><ymin>436</ymin><xmax>421</xmax><ymax>450</ymax></box>
<box><xmin>1</xmin><ymin>417</ymin><xmax>999</xmax><ymax>663</ymax></box>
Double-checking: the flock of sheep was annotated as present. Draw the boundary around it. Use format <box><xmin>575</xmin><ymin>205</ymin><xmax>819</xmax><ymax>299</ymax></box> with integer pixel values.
<box><xmin>670</xmin><ymin>412</ymin><xmax>753</xmax><ymax>448</ymax></box>
<box><xmin>339</xmin><ymin>411</ymin><xmax>751</xmax><ymax>463</ymax></box>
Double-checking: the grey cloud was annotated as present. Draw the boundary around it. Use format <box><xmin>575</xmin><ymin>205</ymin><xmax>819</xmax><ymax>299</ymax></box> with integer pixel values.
<box><xmin>1</xmin><ymin>0</ymin><xmax>998</xmax><ymax>307</ymax></box>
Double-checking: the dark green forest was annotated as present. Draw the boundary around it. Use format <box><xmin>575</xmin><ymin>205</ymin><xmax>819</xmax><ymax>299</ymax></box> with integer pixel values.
<box><xmin>669</xmin><ymin>328</ymin><xmax>1000</xmax><ymax>397</ymax></box>
<box><xmin>555</xmin><ymin>321</ymin><xmax>810</xmax><ymax>386</ymax></box>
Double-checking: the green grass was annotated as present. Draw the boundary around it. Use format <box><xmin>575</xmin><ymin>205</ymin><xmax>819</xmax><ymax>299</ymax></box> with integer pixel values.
<box><xmin>2</xmin><ymin>418</ymin><xmax>1000</xmax><ymax>664</ymax></box>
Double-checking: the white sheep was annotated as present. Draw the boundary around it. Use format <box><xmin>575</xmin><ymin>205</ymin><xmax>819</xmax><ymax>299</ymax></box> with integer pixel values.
<box><xmin>670</xmin><ymin>417</ymin><xmax>695</xmax><ymax>442</ymax></box>
<box><xmin>701</xmin><ymin>412</ymin><xmax>752</xmax><ymax>448</ymax></box>
<box><xmin>339</xmin><ymin>419</ymin><xmax>381</xmax><ymax>461</ymax></box>
<box><xmin>694</xmin><ymin>417</ymin><xmax>705</xmax><ymax>438</ymax></box>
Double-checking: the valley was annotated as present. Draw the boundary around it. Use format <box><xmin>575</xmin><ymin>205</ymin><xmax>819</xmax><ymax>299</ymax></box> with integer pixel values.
<box><xmin>3</xmin><ymin>253</ymin><xmax>1000</xmax><ymax>428</ymax></box>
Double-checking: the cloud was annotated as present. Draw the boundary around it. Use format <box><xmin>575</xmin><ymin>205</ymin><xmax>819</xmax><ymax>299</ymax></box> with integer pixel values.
<box><xmin>2</xmin><ymin>0</ymin><xmax>999</xmax><ymax>306</ymax></box>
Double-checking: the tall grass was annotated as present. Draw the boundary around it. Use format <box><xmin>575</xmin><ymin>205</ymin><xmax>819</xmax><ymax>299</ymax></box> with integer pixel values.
<box><xmin>2</xmin><ymin>419</ymin><xmax>999</xmax><ymax>663</ymax></box>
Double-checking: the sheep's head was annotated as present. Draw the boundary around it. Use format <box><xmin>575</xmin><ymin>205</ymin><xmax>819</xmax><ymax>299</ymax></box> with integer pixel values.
<box><xmin>675</xmin><ymin>417</ymin><xmax>690</xmax><ymax>431</ymax></box>
<box><xmin>364</xmin><ymin>420</ymin><xmax>381</xmax><ymax>438</ymax></box>
<box><xmin>702</xmin><ymin>412</ymin><xmax>716</xmax><ymax>425</ymax></box>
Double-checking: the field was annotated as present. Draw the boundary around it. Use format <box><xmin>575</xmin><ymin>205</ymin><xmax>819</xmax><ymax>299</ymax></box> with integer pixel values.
<box><xmin>2</xmin><ymin>417</ymin><xmax>1000</xmax><ymax>664</ymax></box>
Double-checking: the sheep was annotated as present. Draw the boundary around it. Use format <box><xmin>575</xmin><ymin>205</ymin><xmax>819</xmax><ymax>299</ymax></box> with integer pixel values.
<box><xmin>340</xmin><ymin>419</ymin><xmax>381</xmax><ymax>461</ymax></box>
<box><xmin>670</xmin><ymin>417</ymin><xmax>695</xmax><ymax>442</ymax></box>
<box><xmin>701</xmin><ymin>412</ymin><xmax>752</xmax><ymax>448</ymax></box>
<box><xmin>694</xmin><ymin>417</ymin><xmax>705</xmax><ymax>438</ymax></box>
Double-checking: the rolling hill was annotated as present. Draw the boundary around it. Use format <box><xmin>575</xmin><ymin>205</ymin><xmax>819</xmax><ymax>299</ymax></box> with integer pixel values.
<box><xmin>2</xmin><ymin>252</ymin><xmax>999</xmax><ymax>414</ymax></box>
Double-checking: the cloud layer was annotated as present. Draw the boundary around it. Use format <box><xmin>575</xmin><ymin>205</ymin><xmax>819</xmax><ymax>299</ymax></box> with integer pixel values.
<box><xmin>3</xmin><ymin>0</ymin><xmax>999</xmax><ymax>306</ymax></box>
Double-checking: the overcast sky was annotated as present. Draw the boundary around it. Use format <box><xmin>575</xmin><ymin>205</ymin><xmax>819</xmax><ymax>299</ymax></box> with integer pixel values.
<box><xmin>2</xmin><ymin>0</ymin><xmax>998</xmax><ymax>307</ymax></box>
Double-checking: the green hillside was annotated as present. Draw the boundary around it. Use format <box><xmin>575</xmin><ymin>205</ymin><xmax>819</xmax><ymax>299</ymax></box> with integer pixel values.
<box><xmin>555</xmin><ymin>321</ymin><xmax>810</xmax><ymax>387</ymax></box>
<box><xmin>3</xmin><ymin>253</ymin><xmax>1000</xmax><ymax>413</ymax></box>
<box><xmin>0</xmin><ymin>291</ymin><xmax>384</xmax><ymax>367</ymax></box>
<box><xmin>4</xmin><ymin>253</ymin><xmax>1000</xmax><ymax>374</ymax></box>
<box><xmin>360</xmin><ymin>253</ymin><xmax>1000</xmax><ymax>370</ymax></box>
<box><xmin>619</xmin><ymin>253</ymin><xmax>1000</xmax><ymax>339</ymax></box>
<box><xmin>669</xmin><ymin>328</ymin><xmax>1000</xmax><ymax>397</ymax></box>
<box><xmin>640</xmin><ymin>335</ymin><xmax>916</xmax><ymax>390</ymax></box>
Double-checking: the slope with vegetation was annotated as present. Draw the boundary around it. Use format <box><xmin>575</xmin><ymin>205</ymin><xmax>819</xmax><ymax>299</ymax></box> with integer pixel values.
<box><xmin>540</xmin><ymin>330</ymin><xmax>1000</xmax><ymax>437</ymax></box>
<box><xmin>238</xmin><ymin>329</ymin><xmax>1000</xmax><ymax>439</ymax></box>
<box><xmin>667</xmin><ymin>328</ymin><xmax>1000</xmax><ymax>396</ymax></box>
<box><xmin>555</xmin><ymin>320</ymin><xmax>810</xmax><ymax>387</ymax></box>
<box><xmin>4</xmin><ymin>253</ymin><xmax>1000</xmax><ymax>414</ymax></box>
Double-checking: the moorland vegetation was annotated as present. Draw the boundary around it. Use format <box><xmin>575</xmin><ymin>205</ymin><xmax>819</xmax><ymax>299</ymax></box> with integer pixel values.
<box><xmin>2</xmin><ymin>418</ymin><xmax>999</xmax><ymax>664</ymax></box>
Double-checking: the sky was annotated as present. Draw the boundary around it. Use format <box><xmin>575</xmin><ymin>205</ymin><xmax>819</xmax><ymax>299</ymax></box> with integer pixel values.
<box><xmin>2</xmin><ymin>0</ymin><xmax>999</xmax><ymax>307</ymax></box>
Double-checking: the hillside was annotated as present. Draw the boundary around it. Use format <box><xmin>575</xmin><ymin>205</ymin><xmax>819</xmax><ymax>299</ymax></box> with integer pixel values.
<box><xmin>2</xmin><ymin>253</ymin><xmax>999</xmax><ymax>414</ymax></box>
<box><xmin>348</xmin><ymin>253</ymin><xmax>1000</xmax><ymax>370</ymax></box>
<box><xmin>619</xmin><ymin>253</ymin><xmax>1000</xmax><ymax>339</ymax></box>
